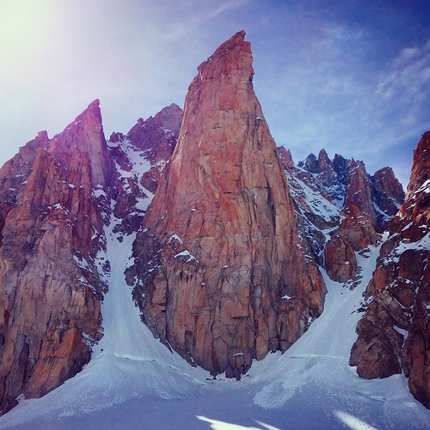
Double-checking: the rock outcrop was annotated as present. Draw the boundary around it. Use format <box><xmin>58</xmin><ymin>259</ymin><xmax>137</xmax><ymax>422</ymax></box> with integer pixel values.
<box><xmin>277</xmin><ymin>146</ymin><xmax>295</xmax><ymax>171</ymax></box>
<box><xmin>324</xmin><ymin>236</ymin><xmax>358</xmax><ymax>283</ymax></box>
<box><xmin>343</xmin><ymin>161</ymin><xmax>378</xmax><ymax>226</ymax></box>
<box><xmin>372</xmin><ymin>167</ymin><xmax>405</xmax><ymax>216</ymax></box>
<box><xmin>324</xmin><ymin>205</ymin><xmax>378</xmax><ymax>283</ymax></box>
<box><xmin>350</xmin><ymin>131</ymin><xmax>430</xmax><ymax>409</ymax></box>
<box><xmin>287</xmin><ymin>148</ymin><xmax>403</xmax><ymax>281</ymax></box>
<box><xmin>127</xmin><ymin>31</ymin><xmax>326</xmax><ymax>378</ymax></box>
<box><xmin>126</xmin><ymin>103</ymin><xmax>182</xmax><ymax>165</ymax></box>
<box><xmin>0</xmin><ymin>100</ymin><xmax>112</xmax><ymax>414</ymax></box>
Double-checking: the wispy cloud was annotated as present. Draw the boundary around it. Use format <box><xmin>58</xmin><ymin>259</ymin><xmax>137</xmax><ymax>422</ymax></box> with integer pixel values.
<box><xmin>151</xmin><ymin>0</ymin><xmax>250</xmax><ymax>41</ymax></box>
<box><xmin>377</xmin><ymin>40</ymin><xmax>430</xmax><ymax>122</ymax></box>
<box><xmin>257</xmin><ymin>21</ymin><xmax>430</xmax><ymax>185</ymax></box>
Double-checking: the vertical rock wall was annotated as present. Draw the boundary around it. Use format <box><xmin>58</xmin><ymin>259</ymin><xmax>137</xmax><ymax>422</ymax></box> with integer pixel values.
<box><xmin>350</xmin><ymin>131</ymin><xmax>430</xmax><ymax>409</ymax></box>
<box><xmin>0</xmin><ymin>101</ymin><xmax>113</xmax><ymax>413</ymax></box>
<box><xmin>127</xmin><ymin>31</ymin><xmax>326</xmax><ymax>378</ymax></box>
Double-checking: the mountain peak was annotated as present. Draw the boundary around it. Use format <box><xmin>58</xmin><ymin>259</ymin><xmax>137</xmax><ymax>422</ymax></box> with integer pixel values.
<box><xmin>129</xmin><ymin>32</ymin><xmax>325</xmax><ymax>378</ymax></box>
<box><xmin>72</xmin><ymin>99</ymin><xmax>102</xmax><ymax>126</ymax></box>
<box><xmin>49</xmin><ymin>100</ymin><xmax>112</xmax><ymax>186</ymax></box>
<box><xmin>210</xmin><ymin>30</ymin><xmax>247</xmax><ymax>57</ymax></box>
<box><xmin>317</xmin><ymin>148</ymin><xmax>332</xmax><ymax>171</ymax></box>
<box><xmin>196</xmin><ymin>30</ymin><xmax>253</xmax><ymax>85</ymax></box>
<box><xmin>216</xmin><ymin>29</ymin><xmax>246</xmax><ymax>49</ymax></box>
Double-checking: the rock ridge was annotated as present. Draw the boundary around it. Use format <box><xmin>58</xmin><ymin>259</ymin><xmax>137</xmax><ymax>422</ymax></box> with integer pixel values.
<box><xmin>0</xmin><ymin>101</ymin><xmax>113</xmax><ymax>414</ymax></box>
<box><xmin>350</xmin><ymin>131</ymin><xmax>430</xmax><ymax>409</ymax></box>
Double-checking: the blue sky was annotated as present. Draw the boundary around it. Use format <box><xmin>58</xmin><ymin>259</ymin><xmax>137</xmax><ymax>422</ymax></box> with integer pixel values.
<box><xmin>1</xmin><ymin>0</ymin><xmax>429</xmax><ymax>186</ymax></box>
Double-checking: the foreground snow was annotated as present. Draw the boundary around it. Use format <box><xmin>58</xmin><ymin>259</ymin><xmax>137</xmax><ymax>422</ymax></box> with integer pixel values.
<box><xmin>1</xmin><ymin>228</ymin><xmax>430</xmax><ymax>429</ymax></box>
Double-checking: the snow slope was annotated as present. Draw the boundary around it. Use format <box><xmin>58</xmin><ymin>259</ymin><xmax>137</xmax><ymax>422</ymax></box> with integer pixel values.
<box><xmin>0</xmin><ymin>219</ymin><xmax>210</xmax><ymax>428</ymax></box>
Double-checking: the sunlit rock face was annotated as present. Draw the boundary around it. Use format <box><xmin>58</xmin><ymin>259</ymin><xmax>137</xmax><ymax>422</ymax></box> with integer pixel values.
<box><xmin>350</xmin><ymin>131</ymin><xmax>430</xmax><ymax>409</ymax></box>
<box><xmin>343</xmin><ymin>161</ymin><xmax>378</xmax><ymax>226</ymax></box>
<box><xmin>127</xmin><ymin>31</ymin><xmax>326</xmax><ymax>378</ymax></box>
<box><xmin>324</xmin><ymin>205</ymin><xmax>378</xmax><ymax>283</ymax></box>
<box><xmin>0</xmin><ymin>100</ymin><xmax>113</xmax><ymax>414</ymax></box>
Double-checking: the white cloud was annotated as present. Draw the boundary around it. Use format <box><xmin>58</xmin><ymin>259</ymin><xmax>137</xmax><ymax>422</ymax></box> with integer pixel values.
<box><xmin>378</xmin><ymin>39</ymin><xmax>430</xmax><ymax>102</ymax></box>
<box><xmin>254</xmin><ymin>22</ymin><xmax>429</xmax><ymax>186</ymax></box>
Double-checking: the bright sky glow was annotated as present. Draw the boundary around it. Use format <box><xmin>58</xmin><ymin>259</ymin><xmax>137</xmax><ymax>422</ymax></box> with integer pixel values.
<box><xmin>0</xmin><ymin>0</ymin><xmax>429</xmax><ymax>186</ymax></box>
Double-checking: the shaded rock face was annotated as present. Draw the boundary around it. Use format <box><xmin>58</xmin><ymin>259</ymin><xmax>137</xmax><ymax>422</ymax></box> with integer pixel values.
<box><xmin>372</xmin><ymin>167</ymin><xmax>405</xmax><ymax>216</ymax></box>
<box><xmin>0</xmin><ymin>100</ymin><xmax>113</xmax><ymax>414</ymax></box>
<box><xmin>316</xmin><ymin>149</ymin><xmax>338</xmax><ymax>188</ymax></box>
<box><xmin>134</xmin><ymin>106</ymin><xmax>182</xmax><ymax>194</ymax></box>
<box><xmin>292</xmin><ymin>149</ymin><xmax>404</xmax><ymax>285</ymax></box>
<box><xmin>350</xmin><ymin>131</ymin><xmax>430</xmax><ymax>409</ymax></box>
<box><xmin>127</xmin><ymin>31</ymin><xmax>326</xmax><ymax>378</ymax></box>
<box><xmin>324</xmin><ymin>236</ymin><xmax>357</xmax><ymax>283</ymax></box>
<box><xmin>108</xmin><ymin>104</ymin><xmax>183</xmax><ymax>234</ymax></box>
<box><xmin>285</xmin><ymin>148</ymin><xmax>403</xmax><ymax>278</ymax></box>
<box><xmin>126</xmin><ymin>103</ymin><xmax>182</xmax><ymax>165</ymax></box>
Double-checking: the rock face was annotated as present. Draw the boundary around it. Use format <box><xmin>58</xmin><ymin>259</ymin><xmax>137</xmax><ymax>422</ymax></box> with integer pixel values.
<box><xmin>277</xmin><ymin>146</ymin><xmax>295</xmax><ymax>171</ymax></box>
<box><xmin>372</xmin><ymin>167</ymin><xmax>405</xmax><ymax>216</ymax></box>
<box><xmin>324</xmin><ymin>235</ymin><xmax>357</xmax><ymax>283</ymax></box>
<box><xmin>130</xmin><ymin>104</ymin><xmax>182</xmax><ymax>195</ymax></box>
<box><xmin>108</xmin><ymin>104</ymin><xmax>183</xmax><ymax>234</ymax></box>
<box><xmin>126</xmin><ymin>103</ymin><xmax>182</xmax><ymax>165</ymax></box>
<box><xmin>324</xmin><ymin>205</ymin><xmax>378</xmax><ymax>283</ymax></box>
<box><xmin>344</xmin><ymin>161</ymin><xmax>378</xmax><ymax>226</ymax></box>
<box><xmin>288</xmin><ymin>149</ymin><xmax>403</xmax><ymax>281</ymax></box>
<box><xmin>0</xmin><ymin>100</ymin><xmax>113</xmax><ymax>414</ymax></box>
<box><xmin>127</xmin><ymin>31</ymin><xmax>326</xmax><ymax>378</ymax></box>
<box><xmin>350</xmin><ymin>131</ymin><xmax>430</xmax><ymax>409</ymax></box>
<box><xmin>297</xmin><ymin>151</ymin><xmax>404</xmax><ymax>230</ymax></box>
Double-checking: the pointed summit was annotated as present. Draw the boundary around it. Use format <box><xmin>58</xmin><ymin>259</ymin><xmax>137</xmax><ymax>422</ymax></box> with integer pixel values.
<box><xmin>128</xmin><ymin>32</ymin><xmax>326</xmax><ymax>378</ymax></box>
<box><xmin>49</xmin><ymin>100</ymin><xmax>113</xmax><ymax>186</ymax></box>
<box><xmin>0</xmin><ymin>100</ymin><xmax>113</xmax><ymax>413</ymax></box>
<box><xmin>54</xmin><ymin>99</ymin><xmax>103</xmax><ymax>145</ymax></box>
<box><xmin>197</xmin><ymin>30</ymin><xmax>251</xmax><ymax>79</ymax></box>
<box><xmin>405</xmin><ymin>131</ymin><xmax>430</xmax><ymax>201</ymax></box>
<box><xmin>317</xmin><ymin>149</ymin><xmax>332</xmax><ymax>172</ymax></box>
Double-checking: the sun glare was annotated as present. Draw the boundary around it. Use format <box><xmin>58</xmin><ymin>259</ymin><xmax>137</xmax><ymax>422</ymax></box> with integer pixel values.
<box><xmin>0</xmin><ymin>0</ymin><xmax>53</xmax><ymax>57</ymax></box>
